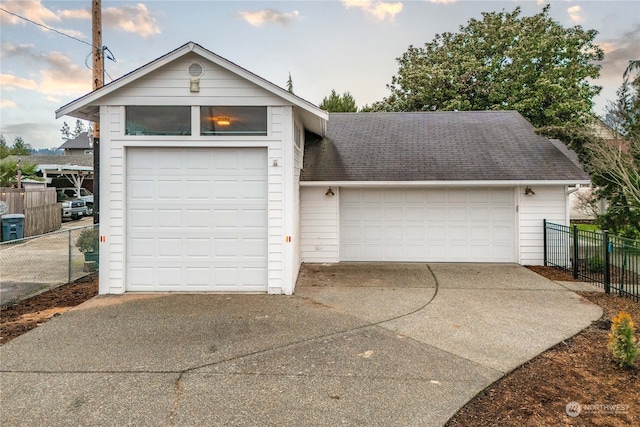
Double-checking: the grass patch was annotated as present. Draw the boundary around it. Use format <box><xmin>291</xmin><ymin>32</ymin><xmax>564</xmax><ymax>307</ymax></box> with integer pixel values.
<box><xmin>572</xmin><ymin>223</ymin><xmax>600</xmax><ymax>232</ymax></box>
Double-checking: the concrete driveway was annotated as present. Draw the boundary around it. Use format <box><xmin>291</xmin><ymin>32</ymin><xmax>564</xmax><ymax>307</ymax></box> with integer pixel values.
<box><xmin>0</xmin><ymin>263</ymin><xmax>601</xmax><ymax>426</ymax></box>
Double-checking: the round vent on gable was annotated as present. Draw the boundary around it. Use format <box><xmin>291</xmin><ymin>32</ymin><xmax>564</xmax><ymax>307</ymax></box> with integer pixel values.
<box><xmin>188</xmin><ymin>62</ymin><xmax>204</xmax><ymax>78</ymax></box>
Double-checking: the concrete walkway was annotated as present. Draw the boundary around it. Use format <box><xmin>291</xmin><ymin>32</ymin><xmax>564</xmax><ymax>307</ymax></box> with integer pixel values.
<box><xmin>0</xmin><ymin>264</ymin><xmax>601</xmax><ymax>426</ymax></box>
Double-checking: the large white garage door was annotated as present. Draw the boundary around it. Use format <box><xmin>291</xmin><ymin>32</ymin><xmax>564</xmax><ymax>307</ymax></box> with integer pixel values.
<box><xmin>340</xmin><ymin>188</ymin><xmax>515</xmax><ymax>262</ymax></box>
<box><xmin>126</xmin><ymin>148</ymin><xmax>267</xmax><ymax>292</ymax></box>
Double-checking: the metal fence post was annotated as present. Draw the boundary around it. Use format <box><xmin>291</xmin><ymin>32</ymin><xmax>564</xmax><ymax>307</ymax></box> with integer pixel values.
<box><xmin>572</xmin><ymin>225</ymin><xmax>579</xmax><ymax>279</ymax></box>
<box><xmin>68</xmin><ymin>229</ymin><xmax>72</xmax><ymax>284</ymax></box>
<box><xmin>543</xmin><ymin>219</ymin><xmax>547</xmax><ymax>266</ymax></box>
<box><xmin>604</xmin><ymin>230</ymin><xmax>610</xmax><ymax>294</ymax></box>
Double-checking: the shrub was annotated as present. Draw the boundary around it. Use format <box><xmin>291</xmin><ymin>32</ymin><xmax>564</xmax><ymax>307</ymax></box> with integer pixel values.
<box><xmin>76</xmin><ymin>227</ymin><xmax>99</xmax><ymax>253</ymax></box>
<box><xmin>587</xmin><ymin>255</ymin><xmax>605</xmax><ymax>273</ymax></box>
<box><xmin>607</xmin><ymin>311</ymin><xmax>639</xmax><ymax>368</ymax></box>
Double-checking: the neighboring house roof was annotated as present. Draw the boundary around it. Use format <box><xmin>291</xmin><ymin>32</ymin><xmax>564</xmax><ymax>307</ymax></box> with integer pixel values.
<box><xmin>8</xmin><ymin>155</ymin><xmax>94</xmax><ymax>168</ymax></box>
<box><xmin>56</xmin><ymin>42</ymin><xmax>328</xmax><ymax>136</ymax></box>
<box><xmin>301</xmin><ymin>111</ymin><xmax>589</xmax><ymax>183</ymax></box>
<box><xmin>59</xmin><ymin>132</ymin><xmax>92</xmax><ymax>150</ymax></box>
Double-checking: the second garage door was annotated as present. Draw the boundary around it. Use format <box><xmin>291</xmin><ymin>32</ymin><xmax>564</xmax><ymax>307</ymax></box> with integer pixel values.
<box><xmin>340</xmin><ymin>188</ymin><xmax>515</xmax><ymax>262</ymax></box>
<box><xmin>126</xmin><ymin>147</ymin><xmax>267</xmax><ymax>292</ymax></box>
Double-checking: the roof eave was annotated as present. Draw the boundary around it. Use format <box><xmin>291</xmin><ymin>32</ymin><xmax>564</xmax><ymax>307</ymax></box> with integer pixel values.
<box><xmin>56</xmin><ymin>42</ymin><xmax>328</xmax><ymax>133</ymax></box>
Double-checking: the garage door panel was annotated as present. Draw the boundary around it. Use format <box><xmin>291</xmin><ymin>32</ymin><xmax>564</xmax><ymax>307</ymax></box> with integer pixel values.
<box><xmin>126</xmin><ymin>148</ymin><xmax>267</xmax><ymax>292</ymax></box>
<box><xmin>448</xmin><ymin>189</ymin><xmax>468</xmax><ymax>203</ymax></box>
<box><xmin>426</xmin><ymin>207</ymin><xmax>446</xmax><ymax>221</ymax></box>
<box><xmin>340</xmin><ymin>188</ymin><xmax>515</xmax><ymax>262</ymax></box>
<box><xmin>448</xmin><ymin>207</ymin><xmax>468</xmax><ymax>222</ymax></box>
<box><xmin>405</xmin><ymin>225</ymin><xmax>425</xmax><ymax>241</ymax></box>
<box><xmin>185</xmin><ymin>238</ymin><xmax>209</xmax><ymax>257</ymax></box>
<box><xmin>158</xmin><ymin>268</ymin><xmax>181</xmax><ymax>286</ymax></box>
<box><xmin>448</xmin><ymin>226</ymin><xmax>469</xmax><ymax>241</ymax></box>
<box><xmin>158</xmin><ymin>238</ymin><xmax>182</xmax><ymax>257</ymax></box>
<box><xmin>185</xmin><ymin>181</ymin><xmax>210</xmax><ymax>199</ymax></box>
<box><xmin>469</xmin><ymin>190</ymin><xmax>490</xmax><ymax>203</ymax></box>
<box><xmin>426</xmin><ymin>190</ymin><xmax>446</xmax><ymax>202</ymax></box>
<box><xmin>384</xmin><ymin>225</ymin><xmax>404</xmax><ymax>241</ymax></box>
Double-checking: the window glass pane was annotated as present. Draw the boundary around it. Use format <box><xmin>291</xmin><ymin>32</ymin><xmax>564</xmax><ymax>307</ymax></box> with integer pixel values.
<box><xmin>200</xmin><ymin>106</ymin><xmax>267</xmax><ymax>136</ymax></box>
<box><xmin>126</xmin><ymin>106</ymin><xmax>191</xmax><ymax>135</ymax></box>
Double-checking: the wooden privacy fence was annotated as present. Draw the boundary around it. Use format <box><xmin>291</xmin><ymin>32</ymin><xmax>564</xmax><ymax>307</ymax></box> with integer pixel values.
<box><xmin>0</xmin><ymin>187</ymin><xmax>61</xmax><ymax>237</ymax></box>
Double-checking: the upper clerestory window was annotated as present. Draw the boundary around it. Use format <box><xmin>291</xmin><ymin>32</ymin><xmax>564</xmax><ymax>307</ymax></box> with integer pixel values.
<box><xmin>200</xmin><ymin>106</ymin><xmax>267</xmax><ymax>136</ymax></box>
<box><xmin>125</xmin><ymin>106</ymin><xmax>191</xmax><ymax>136</ymax></box>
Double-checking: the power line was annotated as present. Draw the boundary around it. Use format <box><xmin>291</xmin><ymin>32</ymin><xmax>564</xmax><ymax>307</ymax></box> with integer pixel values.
<box><xmin>0</xmin><ymin>7</ymin><xmax>98</xmax><ymax>50</ymax></box>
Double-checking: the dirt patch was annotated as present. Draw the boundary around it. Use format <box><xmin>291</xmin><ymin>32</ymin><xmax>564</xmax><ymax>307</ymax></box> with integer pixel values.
<box><xmin>526</xmin><ymin>265</ymin><xmax>579</xmax><ymax>282</ymax></box>
<box><xmin>1</xmin><ymin>273</ymin><xmax>98</xmax><ymax>345</ymax></box>
<box><xmin>447</xmin><ymin>267</ymin><xmax>640</xmax><ymax>427</ymax></box>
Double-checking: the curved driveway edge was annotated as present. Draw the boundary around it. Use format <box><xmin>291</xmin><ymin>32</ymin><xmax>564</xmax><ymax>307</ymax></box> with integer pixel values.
<box><xmin>0</xmin><ymin>263</ymin><xmax>602</xmax><ymax>426</ymax></box>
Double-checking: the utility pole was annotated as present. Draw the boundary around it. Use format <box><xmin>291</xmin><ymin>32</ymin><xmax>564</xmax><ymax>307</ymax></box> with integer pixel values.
<box><xmin>92</xmin><ymin>0</ymin><xmax>102</xmax><ymax>225</ymax></box>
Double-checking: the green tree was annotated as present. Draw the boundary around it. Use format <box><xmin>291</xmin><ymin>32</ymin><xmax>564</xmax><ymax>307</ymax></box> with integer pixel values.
<box><xmin>540</xmin><ymin>64</ymin><xmax>640</xmax><ymax>238</ymax></box>
<box><xmin>9</xmin><ymin>137</ymin><xmax>31</xmax><ymax>156</ymax></box>
<box><xmin>286</xmin><ymin>72</ymin><xmax>294</xmax><ymax>94</ymax></box>
<box><xmin>60</xmin><ymin>121</ymin><xmax>71</xmax><ymax>140</ymax></box>
<box><xmin>590</xmin><ymin>64</ymin><xmax>640</xmax><ymax>238</ymax></box>
<box><xmin>0</xmin><ymin>158</ymin><xmax>41</xmax><ymax>187</ymax></box>
<box><xmin>0</xmin><ymin>135</ymin><xmax>9</xmax><ymax>159</ymax></box>
<box><xmin>371</xmin><ymin>5</ymin><xmax>603</xmax><ymax>127</ymax></box>
<box><xmin>320</xmin><ymin>90</ymin><xmax>358</xmax><ymax>112</ymax></box>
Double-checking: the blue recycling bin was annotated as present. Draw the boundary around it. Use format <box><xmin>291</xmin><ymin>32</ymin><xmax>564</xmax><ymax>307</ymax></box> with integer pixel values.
<box><xmin>1</xmin><ymin>214</ymin><xmax>25</xmax><ymax>242</ymax></box>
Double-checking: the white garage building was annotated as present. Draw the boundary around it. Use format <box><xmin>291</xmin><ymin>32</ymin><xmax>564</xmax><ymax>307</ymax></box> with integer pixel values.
<box><xmin>56</xmin><ymin>42</ymin><xmax>589</xmax><ymax>295</ymax></box>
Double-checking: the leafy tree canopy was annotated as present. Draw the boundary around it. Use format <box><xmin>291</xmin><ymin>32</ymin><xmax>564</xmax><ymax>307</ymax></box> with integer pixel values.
<box><xmin>320</xmin><ymin>90</ymin><xmax>358</xmax><ymax>112</ymax></box>
<box><xmin>539</xmin><ymin>62</ymin><xmax>639</xmax><ymax>238</ymax></box>
<box><xmin>371</xmin><ymin>5</ymin><xmax>603</xmax><ymax>127</ymax></box>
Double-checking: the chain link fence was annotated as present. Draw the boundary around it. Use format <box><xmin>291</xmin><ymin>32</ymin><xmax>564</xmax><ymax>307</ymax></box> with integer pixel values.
<box><xmin>0</xmin><ymin>224</ymin><xmax>98</xmax><ymax>307</ymax></box>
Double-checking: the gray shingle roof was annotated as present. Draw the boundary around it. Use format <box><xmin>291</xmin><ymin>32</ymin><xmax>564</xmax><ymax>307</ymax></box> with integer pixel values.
<box><xmin>301</xmin><ymin>111</ymin><xmax>589</xmax><ymax>182</ymax></box>
<box><xmin>59</xmin><ymin>132</ymin><xmax>92</xmax><ymax>150</ymax></box>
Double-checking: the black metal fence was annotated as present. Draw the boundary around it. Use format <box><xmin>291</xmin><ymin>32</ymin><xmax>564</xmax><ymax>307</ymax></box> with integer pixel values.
<box><xmin>544</xmin><ymin>220</ymin><xmax>639</xmax><ymax>301</ymax></box>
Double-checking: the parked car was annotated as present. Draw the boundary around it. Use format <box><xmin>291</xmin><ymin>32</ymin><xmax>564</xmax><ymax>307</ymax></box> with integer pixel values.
<box><xmin>59</xmin><ymin>188</ymin><xmax>94</xmax><ymax>215</ymax></box>
<box><xmin>61</xmin><ymin>199</ymin><xmax>87</xmax><ymax>220</ymax></box>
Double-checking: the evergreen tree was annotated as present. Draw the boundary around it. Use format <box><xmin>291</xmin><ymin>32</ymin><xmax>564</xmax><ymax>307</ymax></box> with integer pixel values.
<box><xmin>60</xmin><ymin>122</ymin><xmax>71</xmax><ymax>140</ymax></box>
<box><xmin>9</xmin><ymin>137</ymin><xmax>31</xmax><ymax>156</ymax></box>
<box><xmin>320</xmin><ymin>90</ymin><xmax>358</xmax><ymax>112</ymax></box>
<box><xmin>286</xmin><ymin>72</ymin><xmax>294</xmax><ymax>94</ymax></box>
<box><xmin>0</xmin><ymin>135</ymin><xmax>9</xmax><ymax>159</ymax></box>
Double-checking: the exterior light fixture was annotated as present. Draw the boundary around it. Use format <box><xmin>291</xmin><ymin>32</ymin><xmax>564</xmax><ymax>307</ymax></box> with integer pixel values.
<box><xmin>524</xmin><ymin>186</ymin><xmax>535</xmax><ymax>196</ymax></box>
<box><xmin>217</xmin><ymin>117</ymin><xmax>230</xmax><ymax>126</ymax></box>
<box><xmin>190</xmin><ymin>78</ymin><xmax>200</xmax><ymax>93</ymax></box>
<box><xmin>325</xmin><ymin>187</ymin><xmax>335</xmax><ymax>196</ymax></box>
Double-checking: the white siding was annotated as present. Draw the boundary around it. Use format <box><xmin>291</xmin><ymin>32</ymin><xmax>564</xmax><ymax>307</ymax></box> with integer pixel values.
<box><xmin>291</xmin><ymin>119</ymin><xmax>304</xmax><ymax>291</ymax></box>
<box><xmin>300</xmin><ymin>187</ymin><xmax>340</xmax><ymax>263</ymax></box>
<box><xmin>100</xmin><ymin>53</ymin><xmax>284</xmax><ymax>107</ymax></box>
<box><xmin>98</xmin><ymin>55</ymin><xmax>296</xmax><ymax>294</ymax></box>
<box><xmin>518</xmin><ymin>185</ymin><xmax>568</xmax><ymax>265</ymax></box>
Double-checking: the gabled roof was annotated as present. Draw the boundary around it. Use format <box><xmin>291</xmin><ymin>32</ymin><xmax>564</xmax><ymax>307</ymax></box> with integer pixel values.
<box><xmin>56</xmin><ymin>42</ymin><xmax>327</xmax><ymax>135</ymax></box>
<box><xmin>59</xmin><ymin>132</ymin><xmax>91</xmax><ymax>150</ymax></box>
<box><xmin>301</xmin><ymin>111</ymin><xmax>589</xmax><ymax>183</ymax></box>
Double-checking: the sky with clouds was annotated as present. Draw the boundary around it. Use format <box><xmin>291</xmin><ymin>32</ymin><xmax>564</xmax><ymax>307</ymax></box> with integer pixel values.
<box><xmin>1</xmin><ymin>0</ymin><xmax>639</xmax><ymax>149</ymax></box>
